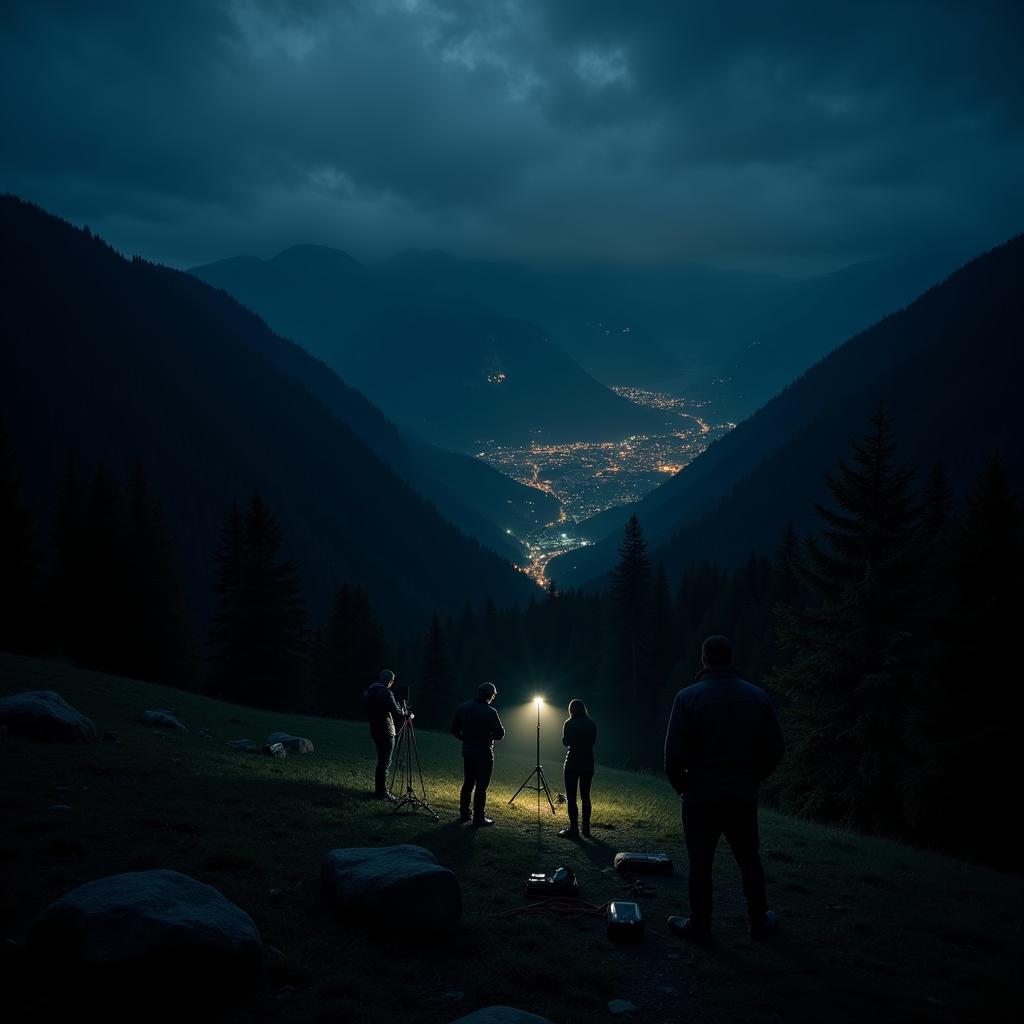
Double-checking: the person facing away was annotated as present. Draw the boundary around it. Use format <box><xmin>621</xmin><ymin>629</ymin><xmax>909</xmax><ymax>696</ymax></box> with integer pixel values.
<box><xmin>663</xmin><ymin>635</ymin><xmax>785</xmax><ymax>943</ymax></box>
<box><xmin>450</xmin><ymin>681</ymin><xmax>505</xmax><ymax>826</ymax></box>
<box><xmin>559</xmin><ymin>698</ymin><xmax>597</xmax><ymax>839</ymax></box>
<box><xmin>363</xmin><ymin>669</ymin><xmax>409</xmax><ymax>801</ymax></box>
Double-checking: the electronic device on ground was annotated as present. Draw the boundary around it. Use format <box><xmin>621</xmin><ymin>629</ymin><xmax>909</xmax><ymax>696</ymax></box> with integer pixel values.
<box><xmin>607</xmin><ymin>900</ymin><xmax>644</xmax><ymax>941</ymax></box>
<box><xmin>612</xmin><ymin>852</ymin><xmax>674</xmax><ymax>875</ymax></box>
<box><xmin>525</xmin><ymin>865</ymin><xmax>579</xmax><ymax>898</ymax></box>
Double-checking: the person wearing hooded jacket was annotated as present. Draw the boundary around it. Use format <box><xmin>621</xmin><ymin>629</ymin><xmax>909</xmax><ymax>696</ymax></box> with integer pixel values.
<box><xmin>363</xmin><ymin>669</ymin><xmax>409</xmax><ymax>800</ymax></box>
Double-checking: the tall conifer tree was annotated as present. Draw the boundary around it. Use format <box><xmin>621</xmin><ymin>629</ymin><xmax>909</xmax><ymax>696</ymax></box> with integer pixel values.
<box><xmin>611</xmin><ymin>514</ymin><xmax>655</xmax><ymax>765</ymax></box>
<box><xmin>0</xmin><ymin>421</ymin><xmax>36</xmax><ymax>652</ymax></box>
<box><xmin>772</xmin><ymin>407</ymin><xmax>921</xmax><ymax>831</ymax></box>
<box><xmin>208</xmin><ymin>494</ymin><xmax>307</xmax><ymax>709</ymax></box>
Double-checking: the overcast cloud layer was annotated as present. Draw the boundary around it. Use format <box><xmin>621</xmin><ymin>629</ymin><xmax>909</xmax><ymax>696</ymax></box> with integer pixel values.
<box><xmin>2</xmin><ymin>1</ymin><xmax>1022</xmax><ymax>271</ymax></box>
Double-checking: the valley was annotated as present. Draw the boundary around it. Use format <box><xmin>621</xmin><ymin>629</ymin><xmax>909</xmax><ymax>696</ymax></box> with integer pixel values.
<box><xmin>476</xmin><ymin>388</ymin><xmax>735</xmax><ymax>585</ymax></box>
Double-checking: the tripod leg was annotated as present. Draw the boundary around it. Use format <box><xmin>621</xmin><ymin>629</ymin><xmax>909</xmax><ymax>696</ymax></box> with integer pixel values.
<box><xmin>409</xmin><ymin>725</ymin><xmax>428</xmax><ymax>799</ymax></box>
<box><xmin>389</xmin><ymin>725</ymin><xmax>405</xmax><ymax>794</ymax></box>
<box><xmin>539</xmin><ymin>768</ymin><xmax>556</xmax><ymax>813</ymax></box>
<box><xmin>509</xmin><ymin>767</ymin><xmax>540</xmax><ymax>805</ymax></box>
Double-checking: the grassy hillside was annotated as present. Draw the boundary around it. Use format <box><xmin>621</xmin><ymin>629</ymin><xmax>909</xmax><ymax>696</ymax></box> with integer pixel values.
<box><xmin>1</xmin><ymin>654</ymin><xmax>1020</xmax><ymax>1024</ymax></box>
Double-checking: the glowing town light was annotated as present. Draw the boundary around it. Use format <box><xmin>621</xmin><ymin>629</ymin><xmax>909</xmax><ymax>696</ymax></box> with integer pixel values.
<box><xmin>534</xmin><ymin>695</ymin><xmax>544</xmax><ymax>706</ymax></box>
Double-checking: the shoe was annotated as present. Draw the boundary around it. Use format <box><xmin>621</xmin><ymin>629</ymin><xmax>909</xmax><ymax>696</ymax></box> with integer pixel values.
<box><xmin>458</xmin><ymin>811</ymin><xmax>471</xmax><ymax>823</ymax></box>
<box><xmin>749</xmin><ymin>911</ymin><xmax>779</xmax><ymax>940</ymax></box>
<box><xmin>667</xmin><ymin>916</ymin><xmax>712</xmax><ymax>944</ymax></box>
<box><xmin>581</xmin><ymin>828</ymin><xmax>592</xmax><ymax>838</ymax></box>
<box><xmin>558</xmin><ymin>827</ymin><xmax>580</xmax><ymax>839</ymax></box>
<box><xmin>473</xmin><ymin>817</ymin><xmax>495</xmax><ymax>827</ymax></box>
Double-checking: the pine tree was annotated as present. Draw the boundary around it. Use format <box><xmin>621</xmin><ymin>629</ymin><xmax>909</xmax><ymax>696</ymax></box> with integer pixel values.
<box><xmin>120</xmin><ymin>460</ymin><xmax>194</xmax><ymax>684</ymax></box>
<box><xmin>904</xmin><ymin>457</ymin><xmax>1022</xmax><ymax>862</ymax></box>
<box><xmin>418</xmin><ymin>611</ymin><xmax>452</xmax><ymax>726</ymax></box>
<box><xmin>209</xmin><ymin>500</ymin><xmax>245</xmax><ymax>695</ymax></box>
<box><xmin>771</xmin><ymin>407</ymin><xmax>922</xmax><ymax>832</ymax></box>
<box><xmin>611</xmin><ymin>514</ymin><xmax>655</xmax><ymax>765</ymax></box>
<box><xmin>0</xmin><ymin>421</ymin><xmax>36</xmax><ymax>652</ymax></box>
<box><xmin>73</xmin><ymin>465</ymin><xmax>127</xmax><ymax>671</ymax></box>
<box><xmin>321</xmin><ymin>582</ymin><xmax>390</xmax><ymax>717</ymax></box>
<box><xmin>652</xmin><ymin>563</ymin><xmax>674</xmax><ymax>681</ymax></box>
<box><xmin>208</xmin><ymin>494</ymin><xmax>307</xmax><ymax>709</ymax></box>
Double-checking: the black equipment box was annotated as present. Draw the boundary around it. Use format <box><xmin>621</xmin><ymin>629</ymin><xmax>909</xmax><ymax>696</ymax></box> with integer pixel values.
<box><xmin>613</xmin><ymin>852</ymin><xmax>674</xmax><ymax>875</ymax></box>
<box><xmin>525</xmin><ymin>865</ymin><xmax>578</xmax><ymax>898</ymax></box>
<box><xmin>607</xmin><ymin>900</ymin><xmax>644</xmax><ymax>941</ymax></box>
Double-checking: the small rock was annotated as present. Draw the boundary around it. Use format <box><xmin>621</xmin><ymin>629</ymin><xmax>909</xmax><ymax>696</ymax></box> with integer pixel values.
<box><xmin>262</xmin><ymin>742</ymin><xmax>287</xmax><ymax>758</ymax></box>
<box><xmin>142</xmin><ymin>710</ymin><xmax>187</xmax><ymax>732</ymax></box>
<box><xmin>226</xmin><ymin>739</ymin><xmax>258</xmax><ymax>753</ymax></box>
<box><xmin>266</xmin><ymin>732</ymin><xmax>314</xmax><ymax>754</ymax></box>
<box><xmin>608</xmin><ymin>1000</ymin><xmax>637</xmax><ymax>1016</ymax></box>
<box><xmin>47</xmin><ymin>804</ymin><xmax>72</xmax><ymax>813</ymax></box>
<box><xmin>449</xmin><ymin>1009</ymin><xmax>554</xmax><ymax>1024</ymax></box>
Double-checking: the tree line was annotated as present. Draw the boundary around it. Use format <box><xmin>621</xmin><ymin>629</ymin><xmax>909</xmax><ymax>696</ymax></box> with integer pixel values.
<box><xmin>1</xmin><ymin>410</ymin><xmax>1018</xmax><ymax>865</ymax></box>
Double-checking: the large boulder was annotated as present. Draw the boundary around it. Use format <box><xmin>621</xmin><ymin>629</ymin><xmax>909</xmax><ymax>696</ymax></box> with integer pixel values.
<box><xmin>266</xmin><ymin>731</ymin><xmax>313</xmax><ymax>754</ymax></box>
<box><xmin>0</xmin><ymin>690</ymin><xmax>96</xmax><ymax>741</ymax></box>
<box><xmin>449</xmin><ymin>1009</ymin><xmax>555</xmax><ymax>1024</ymax></box>
<box><xmin>321</xmin><ymin>845</ymin><xmax>461</xmax><ymax>932</ymax></box>
<box><xmin>29</xmin><ymin>869</ymin><xmax>262</xmax><ymax>986</ymax></box>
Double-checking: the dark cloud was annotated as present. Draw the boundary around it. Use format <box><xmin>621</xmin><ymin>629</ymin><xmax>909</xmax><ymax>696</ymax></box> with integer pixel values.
<box><xmin>1</xmin><ymin>0</ymin><xmax>1021</xmax><ymax>270</ymax></box>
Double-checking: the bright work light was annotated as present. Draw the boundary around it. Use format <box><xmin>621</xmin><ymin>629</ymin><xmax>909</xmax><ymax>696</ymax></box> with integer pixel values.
<box><xmin>511</xmin><ymin>693</ymin><xmax>555</xmax><ymax>813</ymax></box>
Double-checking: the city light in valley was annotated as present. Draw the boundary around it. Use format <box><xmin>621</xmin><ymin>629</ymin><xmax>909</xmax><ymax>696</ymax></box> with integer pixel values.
<box><xmin>478</xmin><ymin>388</ymin><xmax>734</xmax><ymax>586</ymax></box>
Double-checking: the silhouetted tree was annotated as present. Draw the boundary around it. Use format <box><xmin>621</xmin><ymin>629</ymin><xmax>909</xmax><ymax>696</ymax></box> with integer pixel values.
<box><xmin>905</xmin><ymin>457</ymin><xmax>1022</xmax><ymax>863</ymax></box>
<box><xmin>119</xmin><ymin>460</ymin><xmax>194</xmax><ymax>684</ymax></box>
<box><xmin>208</xmin><ymin>494</ymin><xmax>307</xmax><ymax>709</ymax></box>
<box><xmin>418</xmin><ymin>611</ymin><xmax>452</xmax><ymax>725</ymax></box>
<box><xmin>772</xmin><ymin>407</ymin><xmax>921</xmax><ymax>832</ymax></box>
<box><xmin>0</xmin><ymin>421</ymin><xmax>36</xmax><ymax>652</ymax></box>
<box><xmin>611</xmin><ymin>514</ymin><xmax>655</xmax><ymax>765</ymax></box>
<box><xmin>320</xmin><ymin>582</ymin><xmax>389</xmax><ymax>717</ymax></box>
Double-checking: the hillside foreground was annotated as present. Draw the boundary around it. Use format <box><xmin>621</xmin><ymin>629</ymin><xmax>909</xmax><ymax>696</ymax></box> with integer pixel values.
<box><xmin>1</xmin><ymin>654</ymin><xmax>1020</xmax><ymax>1023</ymax></box>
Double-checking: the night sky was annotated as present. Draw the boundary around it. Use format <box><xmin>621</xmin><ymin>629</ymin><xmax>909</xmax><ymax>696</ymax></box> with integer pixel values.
<box><xmin>2</xmin><ymin>1</ymin><xmax>1021</xmax><ymax>272</ymax></box>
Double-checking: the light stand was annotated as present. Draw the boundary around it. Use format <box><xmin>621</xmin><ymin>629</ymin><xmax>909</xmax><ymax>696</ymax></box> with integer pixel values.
<box><xmin>509</xmin><ymin>697</ymin><xmax>556</xmax><ymax>814</ymax></box>
<box><xmin>389</xmin><ymin>692</ymin><xmax>439</xmax><ymax>821</ymax></box>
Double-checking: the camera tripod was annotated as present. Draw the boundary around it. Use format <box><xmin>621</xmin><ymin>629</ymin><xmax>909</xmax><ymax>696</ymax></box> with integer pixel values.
<box><xmin>389</xmin><ymin>698</ymin><xmax>439</xmax><ymax>821</ymax></box>
<box><xmin>509</xmin><ymin>699</ymin><xmax>556</xmax><ymax>814</ymax></box>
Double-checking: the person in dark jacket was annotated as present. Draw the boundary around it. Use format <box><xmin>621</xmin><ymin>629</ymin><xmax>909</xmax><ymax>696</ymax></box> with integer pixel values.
<box><xmin>450</xmin><ymin>681</ymin><xmax>506</xmax><ymax>826</ymax></box>
<box><xmin>559</xmin><ymin>698</ymin><xmax>597</xmax><ymax>839</ymax></box>
<box><xmin>363</xmin><ymin>669</ymin><xmax>409</xmax><ymax>800</ymax></box>
<box><xmin>664</xmin><ymin>635</ymin><xmax>785</xmax><ymax>943</ymax></box>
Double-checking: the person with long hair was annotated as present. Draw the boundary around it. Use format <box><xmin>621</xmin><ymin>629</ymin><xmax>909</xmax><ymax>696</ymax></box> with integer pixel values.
<box><xmin>559</xmin><ymin>698</ymin><xmax>597</xmax><ymax>839</ymax></box>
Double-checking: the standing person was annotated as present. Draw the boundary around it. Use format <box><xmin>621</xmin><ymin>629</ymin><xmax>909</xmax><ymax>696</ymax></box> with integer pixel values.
<box><xmin>664</xmin><ymin>635</ymin><xmax>785</xmax><ymax>943</ymax></box>
<box><xmin>559</xmin><ymin>698</ymin><xmax>597</xmax><ymax>839</ymax></box>
<box><xmin>450</xmin><ymin>681</ymin><xmax>505</xmax><ymax>826</ymax></box>
<box><xmin>363</xmin><ymin>669</ymin><xmax>409</xmax><ymax>801</ymax></box>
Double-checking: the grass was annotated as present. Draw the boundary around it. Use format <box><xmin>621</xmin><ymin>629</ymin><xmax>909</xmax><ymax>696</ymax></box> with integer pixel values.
<box><xmin>1</xmin><ymin>652</ymin><xmax>1021</xmax><ymax>1023</ymax></box>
